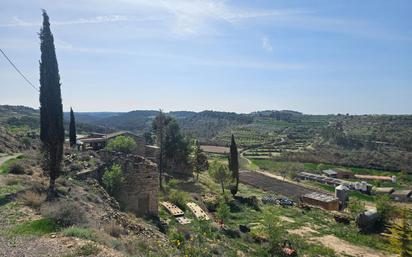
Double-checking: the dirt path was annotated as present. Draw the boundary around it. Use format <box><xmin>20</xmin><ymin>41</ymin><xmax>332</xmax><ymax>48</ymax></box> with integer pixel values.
<box><xmin>0</xmin><ymin>153</ymin><xmax>21</xmax><ymax>166</ymax></box>
<box><xmin>313</xmin><ymin>235</ymin><xmax>396</xmax><ymax>257</ymax></box>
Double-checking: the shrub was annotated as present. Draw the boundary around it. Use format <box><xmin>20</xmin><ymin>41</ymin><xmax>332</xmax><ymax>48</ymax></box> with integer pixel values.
<box><xmin>62</xmin><ymin>226</ymin><xmax>96</xmax><ymax>241</ymax></box>
<box><xmin>19</xmin><ymin>190</ymin><xmax>46</xmax><ymax>209</ymax></box>
<box><xmin>216</xmin><ymin>200</ymin><xmax>230</xmax><ymax>224</ymax></box>
<box><xmin>75</xmin><ymin>243</ymin><xmax>100</xmax><ymax>256</ymax></box>
<box><xmin>12</xmin><ymin>218</ymin><xmax>57</xmax><ymax>235</ymax></box>
<box><xmin>9</xmin><ymin>163</ymin><xmax>25</xmax><ymax>174</ymax></box>
<box><xmin>21</xmin><ymin>136</ymin><xmax>32</xmax><ymax>147</ymax></box>
<box><xmin>103</xmin><ymin>222</ymin><xmax>127</xmax><ymax>238</ymax></box>
<box><xmin>166</xmin><ymin>179</ymin><xmax>179</xmax><ymax>189</ymax></box>
<box><xmin>102</xmin><ymin>164</ymin><xmax>124</xmax><ymax>197</ymax></box>
<box><xmin>168</xmin><ymin>190</ymin><xmax>190</xmax><ymax>211</ymax></box>
<box><xmin>106</xmin><ymin>136</ymin><xmax>136</xmax><ymax>153</ymax></box>
<box><xmin>41</xmin><ymin>201</ymin><xmax>86</xmax><ymax>227</ymax></box>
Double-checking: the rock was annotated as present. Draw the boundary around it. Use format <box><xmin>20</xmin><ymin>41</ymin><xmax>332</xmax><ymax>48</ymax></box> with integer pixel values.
<box><xmin>239</xmin><ymin>224</ymin><xmax>250</xmax><ymax>233</ymax></box>
<box><xmin>236</xmin><ymin>250</ymin><xmax>246</xmax><ymax>257</ymax></box>
<box><xmin>221</xmin><ymin>226</ymin><xmax>241</xmax><ymax>238</ymax></box>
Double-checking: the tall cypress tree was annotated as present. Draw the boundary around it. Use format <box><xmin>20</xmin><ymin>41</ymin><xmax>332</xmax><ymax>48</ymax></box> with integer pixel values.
<box><xmin>39</xmin><ymin>10</ymin><xmax>64</xmax><ymax>197</ymax></box>
<box><xmin>69</xmin><ymin>107</ymin><xmax>76</xmax><ymax>147</ymax></box>
<box><xmin>229</xmin><ymin>134</ymin><xmax>239</xmax><ymax>196</ymax></box>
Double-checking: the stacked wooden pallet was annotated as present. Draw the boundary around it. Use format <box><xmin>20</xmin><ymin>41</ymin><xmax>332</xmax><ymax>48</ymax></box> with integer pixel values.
<box><xmin>186</xmin><ymin>202</ymin><xmax>210</xmax><ymax>221</ymax></box>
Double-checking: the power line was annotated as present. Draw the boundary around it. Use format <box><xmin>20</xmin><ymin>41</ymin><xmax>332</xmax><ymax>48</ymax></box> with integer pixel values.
<box><xmin>0</xmin><ymin>48</ymin><xmax>39</xmax><ymax>92</ymax></box>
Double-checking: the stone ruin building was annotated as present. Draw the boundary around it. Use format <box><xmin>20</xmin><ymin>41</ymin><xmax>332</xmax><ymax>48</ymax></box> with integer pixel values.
<box><xmin>100</xmin><ymin>151</ymin><xmax>159</xmax><ymax>217</ymax></box>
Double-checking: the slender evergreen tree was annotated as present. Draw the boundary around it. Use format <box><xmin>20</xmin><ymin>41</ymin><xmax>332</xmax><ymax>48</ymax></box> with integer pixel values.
<box><xmin>229</xmin><ymin>134</ymin><xmax>239</xmax><ymax>196</ymax></box>
<box><xmin>69</xmin><ymin>107</ymin><xmax>76</xmax><ymax>147</ymax></box>
<box><xmin>39</xmin><ymin>10</ymin><xmax>64</xmax><ymax>197</ymax></box>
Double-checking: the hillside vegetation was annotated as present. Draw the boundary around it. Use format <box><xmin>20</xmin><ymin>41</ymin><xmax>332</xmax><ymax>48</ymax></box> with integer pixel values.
<box><xmin>1</xmin><ymin>106</ymin><xmax>411</xmax><ymax>171</ymax></box>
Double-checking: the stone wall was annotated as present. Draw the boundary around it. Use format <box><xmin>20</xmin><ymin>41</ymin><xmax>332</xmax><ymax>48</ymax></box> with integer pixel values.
<box><xmin>100</xmin><ymin>151</ymin><xmax>159</xmax><ymax>217</ymax></box>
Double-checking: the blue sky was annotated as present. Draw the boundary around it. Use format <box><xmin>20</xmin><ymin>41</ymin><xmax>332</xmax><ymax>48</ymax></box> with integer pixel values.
<box><xmin>0</xmin><ymin>0</ymin><xmax>411</xmax><ymax>114</ymax></box>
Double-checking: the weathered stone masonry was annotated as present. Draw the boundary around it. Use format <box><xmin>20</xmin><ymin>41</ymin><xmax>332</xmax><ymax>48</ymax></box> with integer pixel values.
<box><xmin>100</xmin><ymin>151</ymin><xmax>159</xmax><ymax>217</ymax></box>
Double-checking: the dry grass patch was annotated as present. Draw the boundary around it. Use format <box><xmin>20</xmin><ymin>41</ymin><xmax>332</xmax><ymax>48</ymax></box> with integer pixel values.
<box><xmin>19</xmin><ymin>190</ymin><xmax>46</xmax><ymax>209</ymax></box>
<box><xmin>103</xmin><ymin>222</ymin><xmax>127</xmax><ymax>238</ymax></box>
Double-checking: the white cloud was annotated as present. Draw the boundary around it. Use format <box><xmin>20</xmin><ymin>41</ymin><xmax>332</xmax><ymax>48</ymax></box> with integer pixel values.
<box><xmin>261</xmin><ymin>37</ymin><xmax>273</xmax><ymax>52</ymax></box>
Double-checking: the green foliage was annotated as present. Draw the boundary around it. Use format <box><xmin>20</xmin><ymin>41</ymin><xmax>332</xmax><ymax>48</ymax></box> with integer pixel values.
<box><xmin>387</xmin><ymin>208</ymin><xmax>412</xmax><ymax>257</ymax></box>
<box><xmin>208</xmin><ymin>160</ymin><xmax>231</xmax><ymax>194</ymax></box>
<box><xmin>262</xmin><ymin>208</ymin><xmax>282</xmax><ymax>253</ymax></box>
<box><xmin>164</xmin><ymin>119</ymin><xmax>190</xmax><ymax>169</ymax></box>
<box><xmin>11</xmin><ymin>218</ymin><xmax>57</xmax><ymax>236</ymax></box>
<box><xmin>102</xmin><ymin>164</ymin><xmax>124</xmax><ymax>196</ymax></box>
<box><xmin>62</xmin><ymin>226</ymin><xmax>96</xmax><ymax>240</ymax></box>
<box><xmin>0</xmin><ymin>155</ymin><xmax>24</xmax><ymax>174</ymax></box>
<box><xmin>69</xmin><ymin>107</ymin><xmax>76</xmax><ymax>147</ymax></box>
<box><xmin>348</xmin><ymin>198</ymin><xmax>366</xmax><ymax>219</ymax></box>
<box><xmin>191</xmin><ymin>139</ymin><xmax>209</xmax><ymax>181</ymax></box>
<box><xmin>39</xmin><ymin>10</ymin><xmax>65</xmax><ymax>192</ymax></box>
<box><xmin>169</xmin><ymin>189</ymin><xmax>190</xmax><ymax>211</ymax></box>
<box><xmin>229</xmin><ymin>135</ymin><xmax>239</xmax><ymax>195</ymax></box>
<box><xmin>216</xmin><ymin>199</ymin><xmax>230</xmax><ymax>224</ymax></box>
<box><xmin>106</xmin><ymin>136</ymin><xmax>136</xmax><ymax>153</ymax></box>
<box><xmin>166</xmin><ymin>178</ymin><xmax>179</xmax><ymax>190</ymax></box>
<box><xmin>376</xmin><ymin>195</ymin><xmax>394</xmax><ymax>223</ymax></box>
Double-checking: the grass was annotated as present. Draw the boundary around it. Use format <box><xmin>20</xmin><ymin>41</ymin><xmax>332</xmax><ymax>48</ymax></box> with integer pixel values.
<box><xmin>11</xmin><ymin>218</ymin><xmax>57</xmax><ymax>236</ymax></box>
<box><xmin>0</xmin><ymin>155</ymin><xmax>24</xmax><ymax>174</ymax></box>
<box><xmin>250</xmin><ymin>158</ymin><xmax>398</xmax><ymax>177</ymax></box>
<box><xmin>62</xmin><ymin>226</ymin><xmax>97</xmax><ymax>241</ymax></box>
<box><xmin>75</xmin><ymin>243</ymin><xmax>101</xmax><ymax>256</ymax></box>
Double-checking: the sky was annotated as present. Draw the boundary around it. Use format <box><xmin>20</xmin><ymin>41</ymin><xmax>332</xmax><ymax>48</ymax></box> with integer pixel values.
<box><xmin>0</xmin><ymin>0</ymin><xmax>411</xmax><ymax>114</ymax></box>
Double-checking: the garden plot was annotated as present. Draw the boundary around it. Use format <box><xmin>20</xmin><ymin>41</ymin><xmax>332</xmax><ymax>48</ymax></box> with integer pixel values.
<box><xmin>239</xmin><ymin>170</ymin><xmax>316</xmax><ymax>200</ymax></box>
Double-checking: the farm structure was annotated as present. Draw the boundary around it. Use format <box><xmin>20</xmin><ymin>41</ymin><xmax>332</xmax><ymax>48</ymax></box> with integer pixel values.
<box><xmin>322</xmin><ymin>169</ymin><xmax>354</xmax><ymax>179</ymax></box>
<box><xmin>297</xmin><ymin>172</ymin><xmax>372</xmax><ymax>194</ymax></box>
<box><xmin>78</xmin><ymin>131</ymin><xmax>160</xmax><ymax>161</ymax></box>
<box><xmin>354</xmin><ymin>174</ymin><xmax>396</xmax><ymax>183</ymax></box>
<box><xmin>390</xmin><ymin>190</ymin><xmax>412</xmax><ymax>201</ymax></box>
<box><xmin>372</xmin><ymin>187</ymin><xmax>395</xmax><ymax>195</ymax></box>
<box><xmin>79</xmin><ymin>131</ymin><xmax>145</xmax><ymax>151</ymax></box>
<box><xmin>301</xmin><ymin>192</ymin><xmax>339</xmax><ymax>211</ymax></box>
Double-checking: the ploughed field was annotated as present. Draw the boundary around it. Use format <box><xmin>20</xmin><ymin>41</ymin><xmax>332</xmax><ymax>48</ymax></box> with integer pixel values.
<box><xmin>239</xmin><ymin>170</ymin><xmax>316</xmax><ymax>200</ymax></box>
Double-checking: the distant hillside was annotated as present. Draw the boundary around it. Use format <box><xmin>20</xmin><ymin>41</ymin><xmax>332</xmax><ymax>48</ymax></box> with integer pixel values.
<box><xmin>1</xmin><ymin>105</ymin><xmax>411</xmax><ymax>171</ymax></box>
<box><xmin>0</xmin><ymin>105</ymin><xmax>107</xmax><ymax>134</ymax></box>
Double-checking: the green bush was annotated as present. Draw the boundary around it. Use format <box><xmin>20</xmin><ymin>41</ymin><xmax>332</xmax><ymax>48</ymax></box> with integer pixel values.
<box><xmin>106</xmin><ymin>136</ymin><xmax>136</xmax><ymax>153</ymax></box>
<box><xmin>168</xmin><ymin>190</ymin><xmax>190</xmax><ymax>211</ymax></box>
<box><xmin>102</xmin><ymin>164</ymin><xmax>124</xmax><ymax>197</ymax></box>
<box><xmin>12</xmin><ymin>218</ymin><xmax>57</xmax><ymax>235</ymax></box>
<box><xmin>62</xmin><ymin>226</ymin><xmax>96</xmax><ymax>240</ymax></box>
<box><xmin>216</xmin><ymin>200</ymin><xmax>230</xmax><ymax>224</ymax></box>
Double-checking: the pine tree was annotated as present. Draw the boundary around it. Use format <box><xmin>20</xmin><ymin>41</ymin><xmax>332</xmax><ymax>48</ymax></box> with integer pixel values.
<box><xmin>229</xmin><ymin>134</ymin><xmax>239</xmax><ymax>196</ymax></box>
<box><xmin>39</xmin><ymin>10</ymin><xmax>64</xmax><ymax>197</ymax></box>
<box><xmin>387</xmin><ymin>208</ymin><xmax>412</xmax><ymax>257</ymax></box>
<box><xmin>191</xmin><ymin>139</ymin><xmax>209</xmax><ymax>181</ymax></box>
<box><xmin>69</xmin><ymin>107</ymin><xmax>76</xmax><ymax>147</ymax></box>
